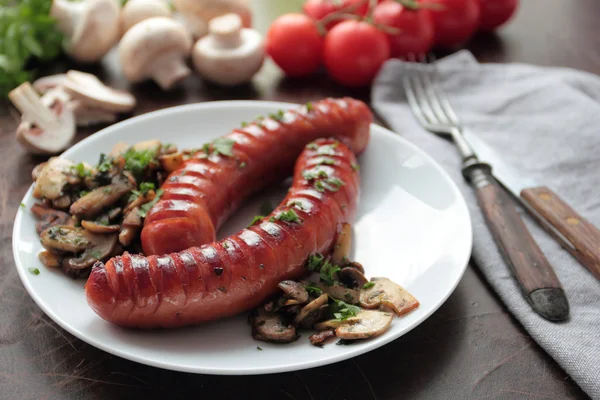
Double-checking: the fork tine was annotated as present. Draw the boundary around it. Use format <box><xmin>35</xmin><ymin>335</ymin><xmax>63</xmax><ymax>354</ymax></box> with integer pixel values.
<box><xmin>410</xmin><ymin>68</ymin><xmax>439</xmax><ymax>125</ymax></box>
<box><xmin>429</xmin><ymin>61</ymin><xmax>461</xmax><ymax>126</ymax></box>
<box><xmin>403</xmin><ymin>74</ymin><xmax>430</xmax><ymax>128</ymax></box>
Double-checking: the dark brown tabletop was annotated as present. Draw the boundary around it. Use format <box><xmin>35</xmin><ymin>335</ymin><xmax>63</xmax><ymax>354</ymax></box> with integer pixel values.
<box><xmin>1</xmin><ymin>0</ymin><xmax>597</xmax><ymax>399</ymax></box>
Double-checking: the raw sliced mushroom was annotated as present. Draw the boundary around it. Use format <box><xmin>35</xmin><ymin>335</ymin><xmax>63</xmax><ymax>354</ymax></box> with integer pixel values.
<box><xmin>317</xmin><ymin>282</ymin><xmax>360</xmax><ymax>305</ymax></box>
<box><xmin>335</xmin><ymin>310</ymin><xmax>394</xmax><ymax>340</ymax></box>
<box><xmin>249</xmin><ymin>307</ymin><xmax>298</xmax><ymax>343</ymax></box>
<box><xmin>40</xmin><ymin>226</ymin><xmax>91</xmax><ymax>253</ymax></box>
<box><xmin>294</xmin><ymin>293</ymin><xmax>328</xmax><ymax>329</ymax></box>
<box><xmin>159</xmin><ymin>152</ymin><xmax>184</xmax><ymax>173</ymax></box>
<box><xmin>278</xmin><ymin>280</ymin><xmax>309</xmax><ymax>303</ymax></box>
<box><xmin>81</xmin><ymin>220</ymin><xmax>121</xmax><ymax>234</ymax></box>
<box><xmin>309</xmin><ymin>329</ymin><xmax>337</xmax><ymax>347</ymax></box>
<box><xmin>70</xmin><ymin>175</ymin><xmax>135</xmax><ymax>219</ymax></box>
<box><xmin>32</xmin><ymin>157</ymin><xmax>76</xmax><ymax>200</ymax></box>
<box><xmin>61</xmin><ymin>233</ymin><xmax>118</xmax><ymax>277</ymax></box>
<box><xmin>70</xmin><ymin>100</ymin><xmax>118</xmax><ymax>127</ymax></box>
<box><xmin>360</xmin><ymin>277</ymin><xmax>420</xmax><ymax>316</ymax></box>
<box><xmin>32</xmin><ymin>74</ymin><xmax>68</xmax><ymax>94</ymax></box>
<box><xmin>63</xmin><ymin>70</ymin><xmax>137</xmax><ymax>113</ymax></box>
<box><xmin>339</xmin><ymin>267</ymin><xmax>368</xmax><ymax>289</ymax></box>
<box><xmin>38</xmin><ymin>250</ymin><xmax>62</xmax><ymax>268</ymax></box>
<box><xmin>30</xmin><ymin>204</ymin><xmax>72</xmax><ymax>234</ymax></box>
<box><xmin>331</xmin><ymin>222</ymin><xmax>352</xmax><ymax>266</ymax></box>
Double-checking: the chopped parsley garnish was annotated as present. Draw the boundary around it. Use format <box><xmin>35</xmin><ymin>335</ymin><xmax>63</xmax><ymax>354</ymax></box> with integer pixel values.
<box><xmin>249</xmin><ymin>215</ymin><xmax>265</xmax><ymax>226</ymax></box>
<box><xmin>71</xmin><ymin>162</ymin><xmax>90</xmax><ymax>178</ymax></box>
<box><xmin>257</xmin><ymin>346</ymin><xmax>263</xmax><ymax>351</ymax></box>
<box><xmin>327</xmin><ymin>178</ymin><xmax>343</xmax><ymax>188</ymax></box>
<box><xmin>79</xmin><ymin>190</ymin><xmax>90</xmax><ymax>198</ymax></box>
<box><xmin>90</xmin><ymin>250</ymin><xmax>102</xmax><ymax>260</ymax></box>
<box><xmin>304</xmin><ymin>285</ymin><xmax>323</xmax><ymax>297</ymax></box>
<box><xmin>260</xmin><ymin>200</ymin><xmax>274</xmax><ymax>216</ymax></box>
<box><xmin>303</xmin><ymin>170</ymin><xmax>318</xmax><ymax>181</ymax></box>
<box><xmin>269</xmin><ymin>209</ymin><xmax>300</xmax><ymax>224</ymax></box>
<box><xmin>138</xmin><ymin>189</ymin><xmax>164</xmax><ymax>218</ymax></box>
<box><xmin>211</xmin><ymin>137</ymin><xmax>235</xmax><ymax>157</ymax></box>
<box><xmin>269</xmin><ymin>110</ymin><xmax>285</xmax><ymax>121</ymax></box>
<box><xmin>123</xmin><ymin>148</ymin><xmax>157</xmax><ymax>179</ymax></box>
<box><xmin>222</xmin><ymin>242</ymin><xmax>229</xmax><ymax>249</ymax></box>
<box><xmin>239</xmin><ymin>161</ymin><xmax>247</xmax><ymax>169</ymax></box>
<box><xmin>306</xmin><ymin>143</ymin><xmax>319</xmax><ymax>150</ymax></box>
<box><xmin>317</xmin><ymin>144</ymin><xmax>338</xmax><ymax>156</ymax></box>
<box><xmin>352</xmin><ymin>163</ymin><xmax>360</xmax><ymax>171</ymax></box>
<box><xmin>287</xmin><ymin>200</ymin><xmax>304</xmax><ymax>210</ymax></box>
<box><xmin>319</xmin><ymin>260</ymin><xmax>341</xmax><ymax>286</ymax></box>
<box><xmin>318</xmin><ymin>158</ymin><xmax>336</xmax><ymax>165</ymax></box>
<box><xmin>139</xmin><ymin>182</ymin><xmax>155</xmax><ymax>193</ymax></box>
<box><xmin>331</xmin><ymin>299</ymin><xmax>360</xmax><ymax>321</ymax></box>
<box><xmin>241</xmin><ymin>121</ymin><xmax>249</xmax><ymax>128</ymax></box>
<box><xmin>306</xmin><ymin>102</ymin><xmax>313</xmax><ymax>111</ymax></box>
<box><xmin>314</xmin><ymin>181</ymin><xmax>326</xmax><ymax>192</ymax></box>
<box><xmin>20</xmin><ymin>203</ymin><xmax>26</xmax><ymax>209</ymax></box>
<box><xmin>28</xmin><ymin>267</ymin><xmax>40</xmax><ymax>275</ymax></box>
<box><xmin>97</xmin><ymin>153</ymin><xmax>113</xmax><ymax>173</ymax></box>
<box><xmin>336</xmin><ymin>339</ymin><xmax>356</xmax><ymax>346</ymax></box>
<box><xmin>306</xmin><ymin>254</ymin><xmax>325</xmax><ymax>271</ymax></box>
<box><xmin>363</xmin><ymin>282</ymin><xmax>375</xmax><ymax>290</ymax></box>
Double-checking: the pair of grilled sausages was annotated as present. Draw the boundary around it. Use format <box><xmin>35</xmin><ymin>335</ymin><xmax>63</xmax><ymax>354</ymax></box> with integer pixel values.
<box><xmin>85</xmin><ymin>98</ymin><xmax>372</xmax><ymax>328</ymax></box>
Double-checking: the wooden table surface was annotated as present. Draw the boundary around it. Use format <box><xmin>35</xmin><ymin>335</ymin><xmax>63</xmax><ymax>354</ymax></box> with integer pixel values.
<box><xmin>1</xmin><ymin>0</ymin><xmax>598</xmax><ymax>399</ymax></box>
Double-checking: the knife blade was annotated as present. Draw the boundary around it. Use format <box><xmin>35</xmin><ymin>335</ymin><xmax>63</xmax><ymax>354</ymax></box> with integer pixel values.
<box><xmin>464</xmin><ymin>131</ymin><xmax>600</xmax><ymax>281</ymax></box>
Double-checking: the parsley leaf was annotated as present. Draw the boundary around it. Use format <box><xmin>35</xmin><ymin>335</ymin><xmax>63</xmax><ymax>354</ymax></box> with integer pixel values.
<box><xmin>124</xmin><ymin>148</ymin><xmax>157</xmax><ymax>179</ymax></box>
<box><xmin>287</xmin><ymin>200</ymin><xmax>304</xmax><ymax>210</ymax></box>
<box><xmin>306</xmin><ymin>254</ymin><xmax>324</xmax><ymax>271</ymax></box>
<box><xmin>352</xmin><ymin>163</ymin><xmax>360</xmax><ymax>171</ymax></box>
<box><xmin>306</xmin><ymin>102</ymin><xmax>313</xmax><ymax>111</ymax></box>
<box><xmin>363</xmin><ymin>282</ymin><xmax>375</xmax><ymax>289</ymax></box>
<box><xmin>317</xmin><ymin>158</ymin><xmax>336</xmax><ymax>165</ymax></box>
<box><xmin>96</xmin><ymin>153</ymin><xmax>113</xmax><ymax>173</ymax></box>
<box><xmin>269</xmin><ymin>209</ymin><xmax>300</xmax><ymax>224</ymax></box>
<box><xmin>71</xmin><ymin>162</ymin><xmax>90</xmax><ymax>178</ymax></box>
<box><xmin>28</xmin><ymin>267</ymin><xmax>40</xmax><ymax>276</ymax></box>
<box><xmin>319</xmin><ymin>260</ymin><xmax>341</xmax><ymax>286</ymax></box>
<box><xmin>257</xmin><ymin>346</ymin><xmax>263</xmax><ymax>351</ymax></box>
<box><xmin>138</xmin><ymin>189</ymin><xmax>164</xmax><ymax>218</ymax></box>
<box><xmin>330</xmin><ymin>298</ymin><xmax>360</xmax><ymax>321</ymax></box>
<box><xmin>139</xmin><ymin>182</ymin><xmax>155</xmax><ymax>194</ymax></box>
<box><xmin>314</xmin><ymin>181</ymin><xmax>326</xmax><ymax>192</ymax></box>
<box><xmin>211</xmin><ymin>138</ymin><xmax>235</xmax><ymax>157</ymax></box>
<box><xmin>304</xmin><ymin>285</ymin><xmax>323</xmax><ymax>297</ymax></box>
<box><xmin>89</xmin><ymin>250</ymin><xmax>102</xmax><ymax>260</ymax></box>
<box><xmin>20</xmin><ymin>203</ymin><xmax>26</xmax><ymax>209</ymax></box>
<box><xmin>249</xmin><ymin>215</ymin><xmax>265</xmax><ymax>227</ymax></box>
<box><xmin>306</xmin><ymin>143</ymin><xmax>319</xmax><ymax>150</ymax></box>
<box><xmin>269</xmin><ymin>110</ymin><xmax>285</xmax><ymax>121</ymax></box>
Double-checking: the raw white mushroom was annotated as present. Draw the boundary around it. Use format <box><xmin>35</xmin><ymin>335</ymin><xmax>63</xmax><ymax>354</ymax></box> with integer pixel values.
<box><xmin>120</xmin><ymin>0</ymin><xmax>172</xmax><ymax>35</ymax></box>
<box><xmin>50</xmin><ymin>0</ymin><xmax>121</xmax><ymax>63</ymax></box>
<box><xmin>63</xmin><ymin>70</ymin><xmax>137</xmax><ymax>113</ymax></box>
<box><xmin>32</xmin><ymin>74</ymin><xmax>68</xmax><ymax>94</ymax></box>
<box><xmin>9</xmin><ymin>83</ymin><xmax>76</xmax><ymax>155</ymax></box>
<box><xmin>173</xmin><ymin>0</ymin><xmax>252</xmax><ymax>39</ymax></box>
<box><xmin>192</xmin><ymin>13</ymin><xmax>264</xmax><ymax>86</ymax></box>
<box><xmin>119</xmin><ymin>17</ymin><xmax>193</xmax><ymax>90</ymax></box>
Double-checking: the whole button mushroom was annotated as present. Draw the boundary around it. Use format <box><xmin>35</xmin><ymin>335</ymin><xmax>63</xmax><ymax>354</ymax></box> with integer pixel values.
<box><xmin>192</xmin><ymin>13</ymin><xmax>264</xmax><ymax>86</ymax></box>
<box><xmin>173</xmin><ymin>0</ymin><xmax>252</xmax><ymax>39</ymax></box>
<box><xmin>119</xmin><ymin>17</ymin><xmax>194</xmax><ymax>90</ymax></box>
<box><xmin>50</xmin><ymin>0</ymin><xmax>120</xmax><ymax>63</ymax></box>
<box><xmin>120</xmin><ymin>0</ymin><xmax>172</xmax><ymax>35</ymax></box>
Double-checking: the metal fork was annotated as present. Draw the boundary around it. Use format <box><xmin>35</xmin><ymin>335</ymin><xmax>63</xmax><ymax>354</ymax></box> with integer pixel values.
<box><xmin>403</xmin><ymin>62</ymin><xmax>569</xmax><ymax>322</ymax></box>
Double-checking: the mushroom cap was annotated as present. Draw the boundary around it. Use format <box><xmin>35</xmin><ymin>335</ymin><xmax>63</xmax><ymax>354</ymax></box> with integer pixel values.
<box><xmin>66</xmin><ymin>0</ymin><xmax>121</xmax><ymax>63</ymax></box>
<box><xmin>119</xmin><ymin>17</ymin><xmax>193</xmax><ymax>83</ymax></box>
<box><xmin>173</xmin><ymin>0</ymin><xmax>252</xmax><ymax>30</ymax></box>
<box><xmin>63</xmin><ymin>70</ymin><xmax>136</xmax><ymax>113</ymax></box>
<box><xmin>120</xmin><ymin>0</ymin><xmax>172</xmax><ymax>34</ymax></box>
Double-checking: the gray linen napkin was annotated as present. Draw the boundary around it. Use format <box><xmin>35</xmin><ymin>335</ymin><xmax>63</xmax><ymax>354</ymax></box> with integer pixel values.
<box><xmin>372</xmin><ymin>50</ymin><xmax>600</xmax><ymax>399</ymax></box>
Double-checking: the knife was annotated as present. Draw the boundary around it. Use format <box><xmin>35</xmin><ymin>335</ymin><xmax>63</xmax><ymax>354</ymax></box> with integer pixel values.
<box><xmin>464</xmin><ymin>131</ymin><xmax>600</xmax><ymax>281</ymax></box>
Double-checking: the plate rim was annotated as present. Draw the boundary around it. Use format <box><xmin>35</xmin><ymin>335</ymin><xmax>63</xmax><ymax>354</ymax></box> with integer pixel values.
<box><xmin>12</xmin><ymin>100</ymin><xmax>473</xmax><ymax>375</ymax></box>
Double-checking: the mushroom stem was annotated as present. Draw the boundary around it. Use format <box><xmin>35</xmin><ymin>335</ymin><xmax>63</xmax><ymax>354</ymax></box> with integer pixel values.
<box><xmin>50</xmin><ymin>0</ymin><xmax>81</xmax><ymax>37</ymax></box>
<box><xmin>150</xmin><ymin>53</ymin><xmax>192</xmax><ymax>90</ymax></box>
<box><xmin>9</xmin><ymin>83</ymin><xmax>60</xmax><ymax>131</ymax></box>
<box><xmin>210</xmin><ymin>13</ymin><xmax>243</xmax><ymax>49</ymax></box>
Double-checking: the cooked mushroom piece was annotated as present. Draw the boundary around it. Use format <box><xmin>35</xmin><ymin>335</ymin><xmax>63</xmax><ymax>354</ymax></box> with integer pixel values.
<box><xmin>61</xmin><ymin>233</ymin><xmax>118</xmax><ymax>278</ymax></box>
<box><xmin>345</xmin><ymin>261</ymin><xmax>365</xmax><ymax>274</ymax></box>
<box><xmin>81</xmin><ymin>220</ymin><xmax>121</xmax><ymax>234</ymax></box>
<box><xmin>70</xmin><ymin>175</ymin><xmax>135</xmax><ymax>219</ymax></box>
<box><xmin>52</xmin><ymin>194</ymin><xmax>72</xmax><ymax>209</ymax></box>
<box><xmin>278</xmin><ymin>280</ymin><xmax>309</xmax><ymax>303</ymax></box>
<box><xmin>309</xmin><ymin>329</ymin><xmax>336</xmax><ymax>347</ymax></box>
<box><xmin>294</xmin><ymin>293</ymin><xmax>328</xmax><ymax>329</ymax></box>
<box><xmin>339</xmin><ymin>267</ymin><xmax>368</xmax><ymax>289</ymax></box>
<box><xmin>31</xmin><ymin>157</ymin><xmax>76</xmax><ymax>200</ymax></box>
<box><xmin>317</xmin><ymin>282</ymin><xmax>360</xmax><ymax>305</ymax></box>
<box><xmin>119</xmin><ymin>207</ymin><xmax>143</xmax><ymax>246</ymax></box>
<box><xmin>31</xmin><ymin>162</ymin><xmax>48</xmax><ymax>181</ymax></box>
<box><xmin>249</xmin><ymin>307</ymin><xmax>298</xmax><ymax>343</ymax></box>
<box><xmin>360</xmin><ymin>277</ymin><xmax>420</xmax><ymax>316</ymax></box>
<box><xmin>40</xmin><ymin>226</ymin><xmax>91</xmax><ymax>253</ymax></box>
<box><xmin>314</xmin><ymin>316</ymin><xmax>360</xmax><ymax>331</ymax></box>
<box><xmin>30</xmin><ymin>204</ymin><xmax>72</xmax><ymax>234</ymax></box>
<box><xmin>159</xmin><ymin>152</ymin><xmax>184</xmax><ymax>173</ymax></box>
<box><xmin>331</xmin><ymin>222</ymin><xmax>352</xmax><ymax>266</ymax></box>
<box><xmin>38</xmin><ymin>250</ymin><xmax>62</xmax><ymax>268</ymax></box>
<box><xmin>335</xmin><ymin>310</ymin><xmax>394</xmax><ymax>340</ymax></box>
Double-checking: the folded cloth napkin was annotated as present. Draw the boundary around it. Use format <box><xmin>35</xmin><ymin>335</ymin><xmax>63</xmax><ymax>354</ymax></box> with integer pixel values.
<box><xmin>372</xmin><ymin>50</ymin><xmax>600</xmax><ymax>399</ymax></box>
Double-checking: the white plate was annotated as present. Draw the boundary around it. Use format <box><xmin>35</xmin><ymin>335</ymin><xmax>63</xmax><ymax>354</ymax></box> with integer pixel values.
<box><xmin>13</xmin><ymin>101</ymin><xmax>472</xmax><ymax>375</ymax></box>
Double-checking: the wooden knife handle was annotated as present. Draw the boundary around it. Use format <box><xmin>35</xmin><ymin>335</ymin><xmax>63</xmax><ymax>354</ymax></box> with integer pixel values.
<box><xmin>521</xmin><ymin>186</ymin><xmax>600</xmax><ymax>280</ymax></box>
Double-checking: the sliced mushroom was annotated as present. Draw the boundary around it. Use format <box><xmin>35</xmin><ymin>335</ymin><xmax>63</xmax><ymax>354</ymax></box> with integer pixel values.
<box><xmin>31</xmin><ymin>162</ymin><xmax>48</xmax><ymax>181</ymax></box>
<box><xmin>109</xmin><ymin>142</ymin><xmax>131</xmax><ymax>158</ymax></box>
<box><xmin>132</xmin><ymin>139</ymin><xmax>162</xmax><ymax>152</ymax></box>
<box><xmin>61</xmin><ymin>233</ymin><xmax>118</xmax><ymax>278</ymax></box>
<box><xmin>331</xmin><ymin>222</ymin><xmax>352</xmax><ymax>266</ymax></box>
<box><xmin>249</xmin><ymin>307</ymin><xmax>298</xmax><ymax>343</ymax></box>
<box><xmin>40</xmin><ymin>226</ymin><xmax>91</xmax><ymax>253</ymax></box>
<box><xmin>294</xmin><ymin>293</ymin><xmax>328</xmax><ymax>329</ymax></box>
<box><xmin>32</xmin><ymin>157</ymin><xmax>75</xmax><ymax>200</ymax></box>
<box><xmin>52</xmin><ymin>194</ymin><xmax>72</xmax><ymax>209</ymax></box>
<box><xmin>278</xmin><ymin>280</ymin><xmax>309</xmax><ymax>303</ymax></box>
<box><xmin>81</xmin><ymin>220</ymin><xmax>121</xmax><ymax>234</ymax></box>
<box><xmin>63</xmin><ymin>70</ymin><xmax>137</xmax><ymax>113</ymax></box>
<box><xmin>335</xmin><ymin>310</ymin><xmax>394</xmax><ymax>340</ymax></box>
<box><xmin>159</xmin><ymin>152</ymin><xmax>184</xmax><ymax>173</ymax></box>
<box><xmin>32</xmin><ymin>74</ymin><xmax>68</xmax><ymax>94</ymax></box>
<box><xmin>119</xmin><ymin>206</ymin><xmax>143</xmax><ymax>246</ymax></box>
<box><xmin>360</xmin><ymin>278</ymin><xmax>420</xmax><ymax>317</ymax></box>
<box><xmin>30</xmin><ymin>203</ymin><xmax>72</xmax><ymax>234</ymax></box>
<box><xmin>124</xmin><ymin>191</ymin><xmax>155</xmax><ymax>215</ymax></box>
<box><xmin>38</xmin><ymin>250</ymin><xmax>62</xmax><ymax>268</ymax></box>
<box><xmin>345</xmin><ymin>260</ymin><xmax>365</xmax><ymax>274</ymax></box>
<box><xmin>314</xmin><ymin>316</ymin><xmax>360</xmax><ymax>331</ymax></box>
<box><xmin>107</xmin><ymin>207</ymin><xmax>122</xmax><ymax>221</ymax></box>
<box><xmin>317</xmin><ymin>282</ymin><xmax>360</xmax><ymax>305</ymax></box>
<box><xmin>70</xmin><ymin>100</ymin><xmax>118</xmax><ymax>127</ymax></box>
<box><xmin>339</xmin><ymin>267</ymin><xmax>368</xmax><ymax>289</ymax></box>
<box><xmin>70</xmin><ymin>175</ymin><xmax>135</xmax><ymax>219</ymax></box>
<box><xmin>309</xmin><ymin>329</ymin><xmax>336</xmax><ymax>347</ymax></box>
<box><xmin>280</xmin><ymin>304</ymin><xmax>302</xmax><ymax>315</ymax></box>
<box><xmin>284</xmin><ymin>299</ymin><xmax>302</xmax><ymax>307</ymax></box>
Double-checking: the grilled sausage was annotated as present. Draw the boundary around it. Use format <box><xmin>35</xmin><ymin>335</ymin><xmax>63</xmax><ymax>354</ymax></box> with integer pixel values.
<box><xmin>141</xmin><ymin>97</ymin><xmax>371</xmax><ymax>255</ymax></box>
<box><xmin>85</xmin><ymin>139</ymin><xmax>360</xmax><ymax>328</ymax></box>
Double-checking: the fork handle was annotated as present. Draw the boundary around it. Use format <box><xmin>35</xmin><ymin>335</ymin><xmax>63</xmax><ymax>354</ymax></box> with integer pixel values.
<box><xmin>462</xmin><ymin>161</ymin><xmax>569</xmax><ymax>321</ymax></box>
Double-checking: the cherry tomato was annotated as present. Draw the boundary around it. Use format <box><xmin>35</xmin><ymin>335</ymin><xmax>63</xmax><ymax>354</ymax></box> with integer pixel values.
<box><xmin>303</xmin><ymin>0</ymin><xmax>370</xmax><ymax>29</ymax></box>
<box><xmin>323</xmin><ymin>20</ymin><xmax>390</xmax><ymax>87</ymax></box>
<box><xmin>428</xmin><ymin>0</ymin><xmax>480</xmax><ymax>48</ymax></box>
<box><xmin>373</xmin><ymin>1</ymin><xmax>435</xmax><ymax>58</ymax></box>
<box><xmin>478</xmin><ymin>0</ymin><xmax>518</xmax><ymax>31</ymax></box>
<box><xmin>266</xmin><ymin>13</ymin><xmax>324</xmax><ymax>77</ymax></box>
